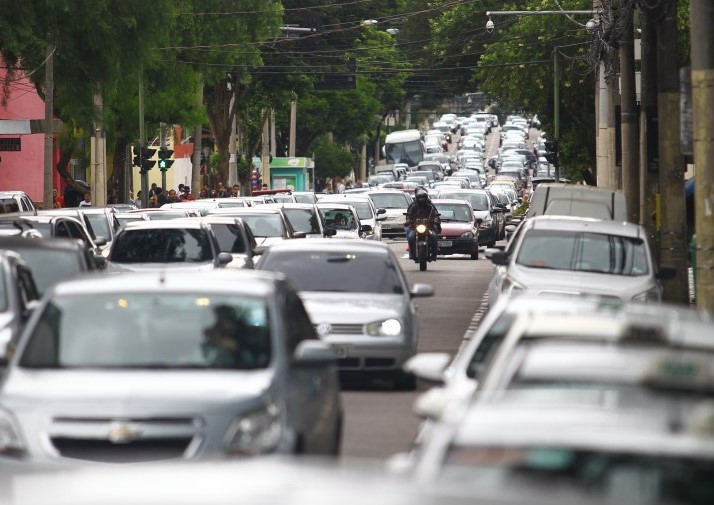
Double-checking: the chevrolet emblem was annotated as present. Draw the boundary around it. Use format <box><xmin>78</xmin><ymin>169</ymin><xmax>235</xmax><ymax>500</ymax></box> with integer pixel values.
<box><xmin>107</xmin><ymin>421</ymin><xmax>141</xmax><ymax>444</ymax></box>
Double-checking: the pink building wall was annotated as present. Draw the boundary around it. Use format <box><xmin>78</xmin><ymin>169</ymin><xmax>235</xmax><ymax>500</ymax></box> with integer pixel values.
<box><xmin>0</xmin><ymin>65</ymin><xmax>60</xmax><ymax>203</ymax></box>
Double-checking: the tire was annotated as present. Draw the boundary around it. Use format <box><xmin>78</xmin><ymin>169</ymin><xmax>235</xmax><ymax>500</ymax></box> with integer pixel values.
<box><xmin>417</xmin><ymin>243</ymin><xmax>427</xmax><ymax>271</ymax></box>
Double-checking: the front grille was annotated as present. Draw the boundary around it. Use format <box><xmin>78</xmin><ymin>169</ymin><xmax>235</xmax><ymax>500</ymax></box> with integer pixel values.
<box><xmin>51</xmin><ymin>437</ymin><xmax>192</xmax><ymax>463</ymax></box>
<box><xmin>337</xmin><ymin>358</ymin><xmax>361</xmax><ymax>368</ymax></box>
<box><xmin>364</xmin><ymin>358</ymin><xmax>396</xmax><ymax>368</ymax></box>
<box><xmin>314</xmin><ymin>323</ymin><xmax>364</xmax><ymax>335</ymax></box>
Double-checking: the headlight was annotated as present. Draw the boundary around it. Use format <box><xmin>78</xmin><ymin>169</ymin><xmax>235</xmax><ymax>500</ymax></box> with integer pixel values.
<box><xmin>632</xmin><ymin>286</ymin><xmax>662</xmax><ymax>303</ymax></box>
<box><xmin>223</xmin><ymin>402</ymin><xmax>282</xmax><ymax>456</ymax></box>
<box><xmin>501</xmin><ymin>276</ymin><xmax>525</xmax><ymax>297</ymax></box>
<box><xmin>460</xmin><ymin>231</ymin><xmax>474</xmax><ymax>238</ymax></box>
<box><xmin>0</xmin><ymin>407</ymin><xmax>25</xmax><ymax>457</ymax></box>
<box><xmin>415</xmin><ymin>224</ymin><xmax>427</xmax><ymax>234</ymax></box>
<box><xmin>365</xmin><ymin>318</ymin><xmax>403</xmax><ymax>337</ymax></box>
<box><xmin>478</xmin><ymin>219</ymin><xmax>493</xmax><ymax>229</ymax></box>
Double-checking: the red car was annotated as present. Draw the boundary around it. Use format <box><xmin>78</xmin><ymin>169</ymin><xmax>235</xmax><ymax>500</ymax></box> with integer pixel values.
<box><xmin>432</xmin><ymin>199</ymin><xmax>481</xmax><ymax>260</ymax></box>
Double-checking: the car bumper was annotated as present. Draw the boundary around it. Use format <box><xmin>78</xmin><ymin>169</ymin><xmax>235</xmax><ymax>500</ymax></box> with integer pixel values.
<box><xmin>436</xmin><ymin>237</ymin><xmax>479</xmax><ymax>256</ymax></box>
<box><xmin>477</xmin><ymin>227</ymin><xmax>498</xmax><ymax>245</ymax></box>
<box><xmin>321</xmin><ymin>334</ymin><xmax>416</xmax><ymax>372</ymax></box>
<box><xmin>380</xmin><ymin>223</ymin><xmax>406</xmax><ymax>239</ymax></box>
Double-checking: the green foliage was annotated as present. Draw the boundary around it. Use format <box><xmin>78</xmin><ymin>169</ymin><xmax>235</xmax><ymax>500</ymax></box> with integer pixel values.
<box><xmin>312</xmin><ymin>136</ymin><xmax>354</xmax><ymax>180</ymax></box>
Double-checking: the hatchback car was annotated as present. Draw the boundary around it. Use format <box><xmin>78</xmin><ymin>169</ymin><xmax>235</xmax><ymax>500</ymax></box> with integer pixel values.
<box><xmin>486</xmin><ymin>216</ymin><xmax>673</xmax><ymax>307</ymax></box>
<box><xmin>366</xmin><ymin>190</ymin><xmax>413</xmax><ymax>239</ymax></box>
<box><xmin>256</xmin><ymin>239</ymin><xmax>434</xmax><ymax>390</ymax></box>
<box><xmin>431</xmin><ymin>200</ymin><xmax>480</xmax><ymax>260</ymax></box>
<box><xmin>206</xmin><ymin>207</ymin><xmax>305</xmax><ymax>247</ymax></box>
<box><xmin>264</xmin><ymin>203</ymin><xmax>336</xmax><ymax>239</ymax></box>
<box><xmin>105</xmin><ymin>219</ymin><xmax>233</xmax><ymax>272</ymax></box>
<box><xmin>0</xmin><ymin>270</ymin><xmax>342</xmax><ymax>466</ymax></box>
<box><xmin>318</xmin><ymin>194</ymin><xmax>385</xmax><ymax>241</ymax></box>
<box><xmin>315</xmin><ymin>203</ymin><xmax>368</xmax><ymax>240</ymax></box>
<box><xmin>433</xmin><ymin>190</ymin><xmax>504</xmax><ymax>247</ymax></box>
<box><xmin>197</xmin><ymin>216</ymin><xmax>258</xmax><ymax>270</ymax></box>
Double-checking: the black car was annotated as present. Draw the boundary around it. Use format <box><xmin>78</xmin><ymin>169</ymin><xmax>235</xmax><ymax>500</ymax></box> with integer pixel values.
<box><xmin>0</xmin><ymin>236</ymin><xmax>98</xmax><ymax>295</ymax></box>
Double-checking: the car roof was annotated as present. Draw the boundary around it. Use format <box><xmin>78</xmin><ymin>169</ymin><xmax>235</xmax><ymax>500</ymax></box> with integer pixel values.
<box><xmin>0</xmin><ymin>236</ymin><xmax>87</xmax><ymax>252</ymax></box>
<box><xmin>522</xmin><ymin>215</ymin><xmax>645</xmax><ymax>237</ymax></box>
<box><xmin>433</xmin><ymin>199</ymin><xmax>474</xmax><ymax>207</ymax></box>
<box><xmin>49</xmin><ymin>270</ymin><xmax>285</xmax><ymax>298</ymax></box>
<box><xmin>207</xmin><ymin>207</ymin><xmax>284</xmax><ymax>215</ymax></box>
<box><xmin>120</xmin><ymin>219</ymin><xmax>208</xmax><ymax>230</ymax></box>
<box><xmin>449</xmin><ymin>401</ymin><xmax>714</xmax><ymax>458</ymax></box>
<box><xmin>260</xmin><ymin>238</ymin><xmax>391</xmax><ymax>254</ymax></box>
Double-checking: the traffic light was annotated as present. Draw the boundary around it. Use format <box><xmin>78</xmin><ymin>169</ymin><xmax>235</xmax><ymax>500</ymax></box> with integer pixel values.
<box><xmin>544</xmin><ymin>139</ymin><xmax>559</xmax><ymax>166</ymax></box>
<box><xmin>132</xmin><ymin>146</ymin><xmax>157</xmax><ymax>173</ymax></box>
<box><xmin>158</xmin><ymin>147</ymin><xmax>174</xmax><ymax>171</ymax></box>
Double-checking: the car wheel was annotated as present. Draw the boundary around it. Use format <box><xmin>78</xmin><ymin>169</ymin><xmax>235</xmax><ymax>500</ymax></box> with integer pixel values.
<box><xmin>394</xmin><ymin>372</ymin><xmax>417</xmax><ymax>391</ymax></box>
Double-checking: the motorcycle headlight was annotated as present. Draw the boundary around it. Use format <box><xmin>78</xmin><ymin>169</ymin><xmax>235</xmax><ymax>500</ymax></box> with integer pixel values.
<box><xmin>365</xmin><ymin>318</ymin><xmax>403</xmax><ymax>337</ymax></box>
<box><xmin>0</xmin><ymin>407</ymin><xmax>25</xmax><ymax>457</ymax></box>
<box><xmin>632</xmin><ymin>286</ymin><xmax>662</xmax><ymax>303</ymax></box>
<box><xmin>415</xmin><ymin>224</ymin><xmax>427</xmax><ymax>234</ymax></box>
<box><xmin>224</xmin><ymin>402</ymin><xmax>283</xmax><ymax>456</ymax></box>
<box><xmin>460</xmin><ymin>231</ymin><xmax>474</xmax><ymax>238</ymax></box>
<box><xmin>501</xmin><ymin>276</ymin><xmax>525</xmax><ymax>297</ymax></box>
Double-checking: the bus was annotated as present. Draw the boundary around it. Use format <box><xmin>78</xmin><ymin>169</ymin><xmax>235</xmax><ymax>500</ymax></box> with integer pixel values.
<box><xmin>383</xmin><ymin>129</ymin><xmax>426</xmax><ymax>169</ymax></box>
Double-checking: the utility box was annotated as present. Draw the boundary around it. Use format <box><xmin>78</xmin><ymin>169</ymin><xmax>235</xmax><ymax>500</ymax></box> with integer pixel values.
<box><xmin>269</xmin><ymin>157</ymin><xmax>313</xmax><ymax>191</ymax></box>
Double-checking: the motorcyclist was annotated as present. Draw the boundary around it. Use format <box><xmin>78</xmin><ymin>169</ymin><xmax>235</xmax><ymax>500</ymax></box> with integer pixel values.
<box><xmin>404</xmin><ymin>187</ymin><xmax>441</xmax><ymax>262</ymax></box>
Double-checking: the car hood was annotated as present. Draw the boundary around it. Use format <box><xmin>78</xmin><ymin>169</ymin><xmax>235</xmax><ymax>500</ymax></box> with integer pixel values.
<box><xmin>105</xmin><ymin>261</ymin><xmax>216</xmax><ymax>273</ymax></box>
<box><xmin>332</xmin><ymin>230</ymin><xmax>360</xmax><ymax>239</ymax></box>
<box><xmin>510</xmin><ymin>264</ymin><xmax>658</xmax><ymax>300</ymax></box>
<box><xmin>254</xmin><ymin>237</ymin><xmax>286</xmax><ymax>247</ymax></box>
<box><xmin>472</xmin><ymin>210</ymin><xmax>492</xmax><ymax>221</ymax></box>
<box><xmin>2</xmin><ymin>368</ymin><xmax>275</xmax><ymax>411</ymax></box>
<box><xmin>300</xmin><ymin>292</ymin><xmax>405</xmax><ymax>323</ymax></box>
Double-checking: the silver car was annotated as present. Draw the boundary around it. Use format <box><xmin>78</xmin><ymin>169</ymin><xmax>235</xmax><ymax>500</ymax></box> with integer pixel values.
<box><xmin>256</xmin><ymin>239</ymin><xmax>434</xmax><ymax>390</ymax></box>
<box><xmin>366</xmin><ymin>190</ymin><xmax>413</xmax><ymax>240</ymax></box>
<box><xmin>318</xmin><ymin>194</ymin><xmax>385</xmax><ymax>241</ymax></box>
<box><xmin>0</xmin><ymin>270</ymin><xmax>342</xmax><ymax>466</ymax></box>
<box><xmin>486</xmin><ymin>215</ymin><xmax>673</xmax><ymax>306</ymax></box>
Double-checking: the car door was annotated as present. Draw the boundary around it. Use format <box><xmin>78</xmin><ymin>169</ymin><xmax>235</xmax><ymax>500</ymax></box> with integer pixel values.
<box><xmin>282</xmin><ymin>289</ymin><xmax>340</xmax><ymax>454</ymax></box>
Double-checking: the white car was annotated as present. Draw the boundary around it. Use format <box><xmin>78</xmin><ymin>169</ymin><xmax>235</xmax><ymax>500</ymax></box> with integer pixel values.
<box><xmin>0</xmin><ymin>270</ymin><xmax>343</xmax><ymax>466</ymax></box>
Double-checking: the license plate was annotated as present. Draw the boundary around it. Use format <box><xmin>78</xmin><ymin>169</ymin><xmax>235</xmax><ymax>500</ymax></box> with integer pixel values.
<box><xmin>331</xmin><ymin>345</ymin><xmax>349</xmax><ymax>358</ymax></box>
<box><xmin>438</xmin><ymin>240</ymin><xmax>453</xmax><ymax>247</ymax></box>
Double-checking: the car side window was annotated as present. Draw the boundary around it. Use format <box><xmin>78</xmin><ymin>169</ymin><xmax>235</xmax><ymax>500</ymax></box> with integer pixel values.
<box><xmin>21</xmin><ymin>197</ymin><xmax>32</xmax><ymax>212</ymax></box>
<box><xmin>16</xmin><ymin>263</ymin><xmax>39</xmax><ymax>306</ymax></box>
<box><xmin>66</xmin><ymin>221</ymin><xmax>87</xmax><ymax>241</ymax></box>
<box><xmin>283</xmin><ymin>290</ymin><xmax>317</xmax><ymax>354</ymax></box>
<box><xmin>466</xmin><ymin>313</ymin><xmax>516</xmax><ymax>380</ymax></box>
<box><xmin>54</xmin><ymin>222</ymin><xmax>71</xmax><ymax>238</ymax></box>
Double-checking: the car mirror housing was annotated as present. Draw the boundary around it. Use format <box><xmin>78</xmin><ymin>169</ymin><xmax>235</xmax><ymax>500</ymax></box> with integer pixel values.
<box><xmin>323</xmin><ymin>228</ymin><xmax>337</xmax><ymax>237</ymax></box>
<box><xmin>488</xmin><ymin>250</ymin><xmax>511</xmax><ymax>266</ymax></box>
<box><xmin>410</xmin><ymin>283</ymin><xmax>434</xmax><ymax>298</ymax></box>
<box><xmin>293</xmin><ymin>340</ymin><xmax>337</xmax><ymax>365</ymax></box>
<box><xmin>292</xmin><ymin>231</ymin><xmax>307</xmax><ymax>239</ymax></box>
<box><xmin>217</xmin><ymin>252</ymin><xmax>234</xmax><ymax>265</ymax></box>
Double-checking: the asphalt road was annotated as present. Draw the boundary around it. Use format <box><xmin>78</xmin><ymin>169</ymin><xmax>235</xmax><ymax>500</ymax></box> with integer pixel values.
<box><xmin>339</xmin><ymin>242</ymin><xmax>494</xmax><ymax>460</ymax></box>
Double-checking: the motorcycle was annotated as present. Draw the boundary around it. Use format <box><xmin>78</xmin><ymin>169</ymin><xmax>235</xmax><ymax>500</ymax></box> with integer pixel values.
<box><xmin>413</xmin><ymin>218</ymin><xmax>435</xmax><ymax>271</ymax></box>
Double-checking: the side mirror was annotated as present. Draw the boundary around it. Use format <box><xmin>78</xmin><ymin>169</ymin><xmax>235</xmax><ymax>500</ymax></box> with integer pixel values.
<box><xmin>403</xmin><ymin>353</ymin><xmax>450</xmax><ymax>383</ymax></box>
<box><xmin>360</xmin><ymin>224</ymin><xmax>373</xmax><ymax>234</ymax></box>
<box><xmin>377</xmin><ymin>208</ymin><xmax>387</xmax><ymax>215</ymax></box>
<box><xmin>488</xmin><ymin>250</ymin><xmax>511</xmax><ymax>266</ymax></box>
<box><xmin>323</xmin><ymin>228</ymin><xmax>337</xmax><ymax>237</ymax></box>
<box><xmin>94</xmin><ymin>236</ymin><xmax>108</xmax><ymax>247</ymax></box>
<box><xmin>410</xmin><ymin>283</ymin><xmax>434</xmax><ymax>298</ymax></box>
<box><xmin>217</xmin><ymin>252</ymin><xmax>234</xmax><ymax>265</ymax></box>
<box><xmin>293</xmin><ymin>340</ymin><xmax>337</xmax><ymax>365</ymax></box>
<box><xmin>23</xmin><ymin>299</ymin><xmax>41</xmax><ymax>320</ymax></box>
<box><xmin>253</xmin><ymin>246</ymin><xmax>267</xmax><ymax>256</ymax></box>
<box><xmin>292</xmin><ymin>231</ymin><xmax>307</xmax><ymax>239</ymax></box>
<box><xmin>94</xmin><ymin>255</ymin><xmax>107</xmax><ymax>270</ymax></box>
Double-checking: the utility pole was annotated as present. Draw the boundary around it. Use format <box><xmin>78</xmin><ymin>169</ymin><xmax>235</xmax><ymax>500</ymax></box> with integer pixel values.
<box><xmin>656</xmin><ymin>0</ymin><xmax>688</xmax><ymax>304</ymax></box>
<box><xmin>553</xmin><ymin>47</ymin><xmax>561</xmax><ymax>183</ymax></box>
<box><xmin>639</xmin><ymin>8</ymin><xmax>658</xmax><ymax>237</ymax></box>
<box><xmin>620</xmin><ymin>13</ymin><xmax>639</xmax><ymax>222</ymax></box>
<box><xmin>261</xmin><ymin>110</ymin><xmax>270</xmax><ymax>189</ymax></box>
<box><xmin>159</xmin><ymin>122</ymin><xmax>166</xmax><ymax>190</ymax></box>
<box><xmin>690</xmin><ymin>0</ymin><xmax>714</xmax><ymax>312</ymax></box>
<box><xmin>289</xmin><ymin>100</ymin><xmax>296</xmax><ymax>157</ymax></box>
<box><xmin>191</xmin><ymin>82</ymin><xmax>204</xmax><ymax>199</ymax></box>
<box><xmin>42</xmin><ymin>43</ymin><xmax>54</xmax><ymax>210</ymax></box>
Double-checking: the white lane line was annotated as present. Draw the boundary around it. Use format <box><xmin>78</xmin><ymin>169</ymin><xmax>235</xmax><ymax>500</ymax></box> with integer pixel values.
<box><xmin>453</xmin><ymin>291</ymin><xmax>489</xmax><ymax>361</ymax></box>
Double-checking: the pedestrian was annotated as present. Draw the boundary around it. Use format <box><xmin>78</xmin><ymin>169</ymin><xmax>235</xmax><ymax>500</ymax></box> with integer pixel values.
<box><xmin>166</xmin><ymin>189</ymin><xmax>180</xmax><ymax>203</ymax></box>
<box><xmin>133</xmin><ymin>191</ymin><xmax>143</xmax><ymax>208</ymax></box>
<box><xmin>231</xmin><ymin>184</ymin><xmax>240</xmax><ymax>197</ymax></box>
<box><xmin>217</xmin><ymin>182</ymin><xmax>229</xmax><ymax>198</ymax></box>
<box><xmin>78</xmin><ymin>192</ymin><xmax>92</xmax><ymax>207</ymax></box>
<box><xmin>52</xmin><ymin>188</ymin><xmax>64</xmax><ymax>208</ymax></box>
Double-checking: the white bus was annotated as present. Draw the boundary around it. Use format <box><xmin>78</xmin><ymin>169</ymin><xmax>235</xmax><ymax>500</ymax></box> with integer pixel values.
<box><xmin>383</xmin><ymin>129</ymin><xmax>426</xmax><ymax>169</ymax></box>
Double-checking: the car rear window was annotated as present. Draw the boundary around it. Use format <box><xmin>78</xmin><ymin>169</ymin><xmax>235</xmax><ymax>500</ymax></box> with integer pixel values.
<box><xmin>259</xmin><ymin>250</ymin><xmax>404</xmax><ymax>294</ymax></box>
<box><xmin>19</xmin><ymin>294</ymin><xmax>271</xmax><ymax>370</ymax></box>
<box><xmin>111</xmin><ymin>229</ymin><xmax>214</xmax><ymax>263</ymax></box>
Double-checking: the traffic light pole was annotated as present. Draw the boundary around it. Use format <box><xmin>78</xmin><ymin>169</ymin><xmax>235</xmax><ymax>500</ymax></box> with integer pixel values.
<box><xmin>139</xmin><ymin>68</ymin><xmax>149</xmax><ymax>209</ymax></box>
<box><xmin>160</xmin><ymin>122</ymin><xmax>166</xmax><ymax>191</ymax></box>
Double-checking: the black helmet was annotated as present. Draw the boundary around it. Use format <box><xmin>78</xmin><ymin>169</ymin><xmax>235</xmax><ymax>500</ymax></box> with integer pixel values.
<box><xmin>415</xmin><ymin>187</ymin><xmax>429</xmax><ymax>201</ymax></box>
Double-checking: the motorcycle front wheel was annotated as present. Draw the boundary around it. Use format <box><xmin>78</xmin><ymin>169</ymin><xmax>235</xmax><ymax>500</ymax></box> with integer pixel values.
<box><xmin>417</xmin><ymin>242</ymin><xmax>427</xmax><ymax>271</ymax></box>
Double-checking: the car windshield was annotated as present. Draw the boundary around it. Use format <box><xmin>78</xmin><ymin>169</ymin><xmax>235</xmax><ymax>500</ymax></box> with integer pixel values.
<box><xmin>110</xmin><ymin>229</ymin><xmax>214</xmax><ymax>263</ymax></box>
<box><xmin>434</xmin><ymin>203</ymin><xmax>473</xmax><ymax>223</ymax></box>
<box><xmin>294</xmin><ymin>194</ymin><xmax>316</xmax><ymax>204</ymax></box>
<box><xmin>369</xmin><ymin>194</ymin><xmax>411</xmax><ymax>209</ymax></box>
<box><xmin>19</xmin><ymin>294</ymin><xmax>271</xmax><ymax>370</ymax></box>
<box><xmin>84</xmin><ymin>213</ymin><xmax>111</xmax><ymax>240</ymax></box>
<box><xmin>440</xmin><ymin>193</ymin><xmax>489</xmax><ymax>211</ymax></box>
<box><xmin>282</xmin><ymin>208</ymin><xmax>321</xmax><ymax>235</ymax></box>
<box><xmin>340</xmin><ymin>201</ymin><xmax>372</xmax><ymax>220</ymax></box>
<box><xmin>319</xmin><ymin>209</ymin><xmax>358</xmax><ymax>231</ymax></box>
<box><xmin>441</xmin><ymin>445</ymin><xmax>714</xmax><ymax>505</ymax></box>
<box><xmin>259</xmin><ymin>250</ymin><xmax>404</xmax><ymax>294</ymax></box>
<box><xmin>209</xmin><ymin>223</ymin><xmax>246</xmax><ymax>253</ymax></box>
<box><xmin>10</xmin><ymin>248</ymin><xmax>83</xmax><ymax>294</ymax></box>
<box><xmin>516</xmin><ymin>230</ymin><xmax>649</xmax><ymax>275</ymax></box>
<box><xmin>239</xmin><ymin>215</ymin><xmax>285</xmax><ymax>237</ymax></box>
